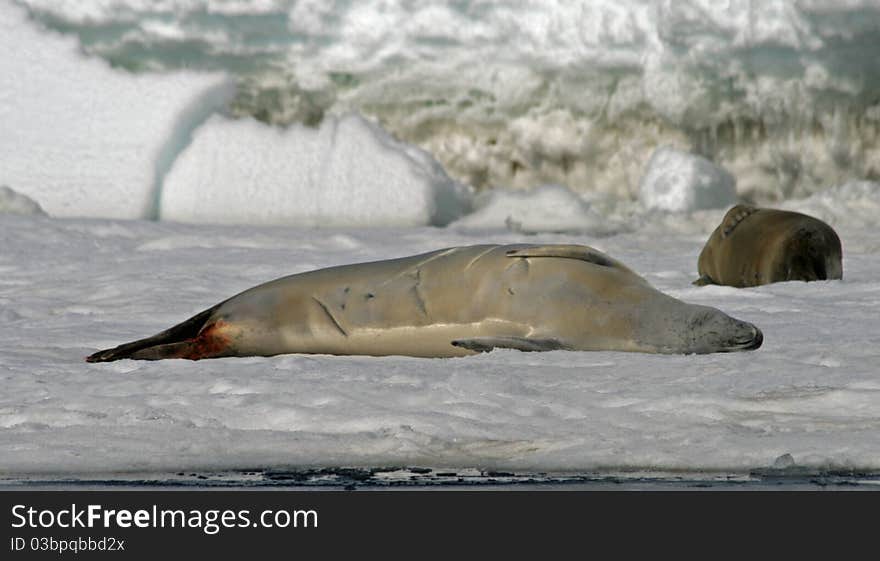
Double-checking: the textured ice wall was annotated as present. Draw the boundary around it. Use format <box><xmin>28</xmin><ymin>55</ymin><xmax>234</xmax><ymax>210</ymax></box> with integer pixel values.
<box><xmin>21</xmin><ymin>0</ymin><xmax>880</xmax><ymax>202</ymax></box>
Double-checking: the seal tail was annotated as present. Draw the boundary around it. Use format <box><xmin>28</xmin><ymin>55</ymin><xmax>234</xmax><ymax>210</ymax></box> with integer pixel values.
<box><xmin>86</xmin><ymin>304</ymin><xmax>223</xmax><ymax>362</ymax></box>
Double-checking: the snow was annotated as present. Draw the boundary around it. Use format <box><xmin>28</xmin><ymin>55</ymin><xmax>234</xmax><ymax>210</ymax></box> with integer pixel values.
<box><xmin>782</xmin><ymin>181</ymin><xmax>880</xmax><ymax>231</ymax></box>
<box><xmin>639</xmin><ymin>147</ymin><xmax>737</xmax><ymax>213</ymax></box>
<box><xmin>1</xmin><ymin>212</ymin><xmax>879</xmax><ymax>476</ymax></box>
<box><xmin>160</xmin><ymin>114</ymin><xmax>471</xmax><ymax>227</ymax></box>
<box><xmin>0</xmin><ymin>1</ymin><xmax>234</xmax><ymax>220</ymax></box>
<box><xmin>450</xmin><ymin>184</ymin><xmax>618</xmax><ymax>235</ymax></box>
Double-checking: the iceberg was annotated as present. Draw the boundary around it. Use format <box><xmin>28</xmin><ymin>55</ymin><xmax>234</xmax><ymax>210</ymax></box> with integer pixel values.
<box><xmin>0</xmin><ymin>1</ymin><xmax>234</xmax><ymax>220</ymax></box>
<box><xmin>639</xmin><ymin>147</ymin><xmax>737</xmax><ymax>213</ymax></box>
<box><xmin>160</xmin><ymin>113</ymin><xmax>471</xmax><ymax>227</ymax></box>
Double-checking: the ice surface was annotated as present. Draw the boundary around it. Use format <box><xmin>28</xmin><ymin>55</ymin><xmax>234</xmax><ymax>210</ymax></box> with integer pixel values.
<box><xmin>639</xmin><ymin>147</ymin><xmax>738</xmax><ymax>213</ymax></box>
<box><xmin>160</xmin><ymin>113</ymin><xmax>471</xmax><ymax>227</ymax></box>
<box><xmin>0</xmin><ymin>186</ymin><xmax>47</xmax><ymax>216</ymax></box>
<box><xmin>20</xmin><ymin>0</ymin><xmax>880</xmax><ymax>200</ymax></box>
<box><xmin>1</xmin><ymin>213</ymin><xmax>879</xmax><ymax>475</ymax></box>
<box><xmin>0</xmin><ymin>1</ymin><xmax>234</xmax><ymax>220</ymax></box>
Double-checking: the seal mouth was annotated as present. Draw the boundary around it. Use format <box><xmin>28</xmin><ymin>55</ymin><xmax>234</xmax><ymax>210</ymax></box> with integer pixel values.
<box><xmin>724</xmin><ymin>324</ymin><xmax>763</xmax><ymax>352</ymax></box>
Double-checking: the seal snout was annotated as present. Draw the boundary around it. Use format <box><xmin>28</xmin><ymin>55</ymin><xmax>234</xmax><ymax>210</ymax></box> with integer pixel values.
<box><xmin>738</xmin><ymin>324</ymin><xmax>763</xmax><ymax>351</ymax></box>
<box><xmin>725</xmin><ymin>320</ymin><xmax>763</xmax><ymax>352</ymax></box>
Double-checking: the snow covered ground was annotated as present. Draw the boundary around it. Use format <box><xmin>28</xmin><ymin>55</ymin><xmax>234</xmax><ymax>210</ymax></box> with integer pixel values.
<box><xmin>1</xmin><ymin>213</ymin><xmax>878</xmax><ymax>478</ymax></box>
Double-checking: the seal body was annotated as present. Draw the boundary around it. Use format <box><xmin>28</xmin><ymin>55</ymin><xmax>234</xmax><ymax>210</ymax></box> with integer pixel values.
<box><xmin>695</xmin><ymin>205</ymin><xmax>843</xmax><ymax>288</ymax></box>
<box><xmin>87</xmin><ymin>244</ymin><xmax>762</xmax><ymax>361</ymax></box>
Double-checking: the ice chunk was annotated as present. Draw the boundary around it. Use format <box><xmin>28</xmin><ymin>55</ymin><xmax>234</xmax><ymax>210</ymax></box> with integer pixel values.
<box><xmin>639</xmin><ymin>147</ymin><xmax>737</xmax><ymax>212</ymax></box>
<box><xmin>773</xmin><ymin>453</ymin><xmax>796</xmax><ymax>469</ymax></box>
<box><xmin>160</xmin><ymin>114</ymin><xmax>471</xmax><ymax>227</ymax></box>
<box><xmin>0</xmin><ymin>186</ymin><xmax>47</xmax><ymax>216</ymax></box>
<box><xmin>0</xmin><ymin>2</ymin><xmax>234</xmax><ymax>220</ymax></box>
<box><xmin>451</xmin><ymin>184</ymin><xmax>619</xmax><ymax>235</ymax></box>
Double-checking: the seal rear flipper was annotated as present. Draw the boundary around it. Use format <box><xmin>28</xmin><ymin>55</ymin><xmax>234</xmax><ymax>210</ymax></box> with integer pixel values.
<box><xmin>720</xmin><ymin>204</ymin><xmax>758</xmax><ymax>238</ymax></box>
<box><xmin>451</xmin><ymin>336</ymin><xmax>569</xmax><ymax>353</ymax></box>
<box><xmin>86</xmin><ymin>303</ymin><xmax>222</xmax><ymax>362</ymax></box>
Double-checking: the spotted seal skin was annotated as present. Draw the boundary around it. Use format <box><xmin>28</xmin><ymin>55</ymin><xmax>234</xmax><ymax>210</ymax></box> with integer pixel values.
<box><xmin>695</xmin><ymin>205</ymin><xmax>843</xmax><ymax>288</ymax></box>
<box><xmin>87</xmin><ymin>244</ymin><xmax>762</xmax><ymax>361</ymax></box>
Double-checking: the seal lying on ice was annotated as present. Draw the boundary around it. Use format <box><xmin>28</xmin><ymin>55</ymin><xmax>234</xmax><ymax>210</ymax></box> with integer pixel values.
<box><xmin>87</xmin><ymin>244</ymin><xmax>762</xmax><ymax>361</ymax></box>
<box><xmin>695</xmin><ymin>205</ymin><xmax>843</xmax><ymax>287</ymax></box>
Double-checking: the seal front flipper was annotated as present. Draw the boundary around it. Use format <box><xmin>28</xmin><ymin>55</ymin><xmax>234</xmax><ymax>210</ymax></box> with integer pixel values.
<box><xmin>692</xmin><ymin>274</ymin><xmax>716</xmax><ymax>286</ymax></box>
<box><xmin>451</xmin><ymin>336</ymin><xmax>569</xmax><ymax>353</ymax></box>
<box><xmin>506</xmin><ymin>244</ymin><xmax>619</xmax><ymax>267</ymax></box>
